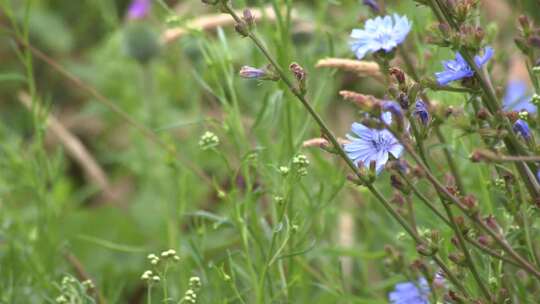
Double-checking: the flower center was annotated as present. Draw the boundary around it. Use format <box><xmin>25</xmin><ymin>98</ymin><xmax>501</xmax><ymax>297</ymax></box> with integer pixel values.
<box><xmin>371</xmin><ymin>131</ymin><xmax>392</xmax><ymax>151</ymax></box>
<box><xmin>374</xmin><ymin>30</ymin><xmax>393</xmax><ymax>44</ymax></box>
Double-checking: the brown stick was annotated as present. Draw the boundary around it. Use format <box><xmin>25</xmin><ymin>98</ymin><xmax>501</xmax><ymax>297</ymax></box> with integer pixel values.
<box><xmin>14</xmin><ymin>38</ymin><xmax>213</xmax><ymax>187</ymax></box>
<box><xmin>18</xmin><ymin>92</ymin><xmax>115</xmax><ymax>201</ymax></box>
<box><xmin>161</xmin><ymin>6</ymin><xmax>296</xmax><ymax>44</ymax></box>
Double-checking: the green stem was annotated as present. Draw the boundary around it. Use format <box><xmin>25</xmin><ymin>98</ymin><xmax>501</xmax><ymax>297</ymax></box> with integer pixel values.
<box><xmin>435</xmin><ymin>126</ymin><xmax>465</xmax><ymax>194</ymax></box>
<box><xmin>399</xmin><ymin>44</ymin><xmax>490</xmax><ymax>296</ymax></box>
<box><xmin>428</xmin><ymin>0</ymin><xmax>540</xmax><ymax>200</ymax></box>
<box><xmin>397</xmin><ymin>134</ymin><xmax>540</xmax><ymax>280</ymax></box>
<box><xmin>219</xmin><ymin>1</ymin><xmax>469</xmax><ymax>296</ymax></box>
<box><xmin>441</xmin><ymin>200</ymin><xmax>492</xmax><ymax>300</ymax></box>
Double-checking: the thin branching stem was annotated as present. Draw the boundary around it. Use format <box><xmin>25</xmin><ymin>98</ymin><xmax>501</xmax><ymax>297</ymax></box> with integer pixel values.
<box><xmin>395</xmin><ymin>132</ymin><xmax>540</xmax><ymax>280</ymax></box>
<box><xmin>218</xmin><ymin>0</ymin><xmax>469</xmax><ymax>296</ymax></box>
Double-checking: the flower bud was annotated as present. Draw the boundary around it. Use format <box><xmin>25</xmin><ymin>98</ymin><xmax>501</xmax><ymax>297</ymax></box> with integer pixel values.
<box><xmin>484</xmin><ymin>215</ymin><xmax>500</xmax><ymax>232</ymax></box>
<box><xmin>389</xmin><ymin>67</ymin><xmax>406</xmax><ymax>84</ymax></box>
<box><xmin>477</xmin><ymin>235</ymin><xmax>494</xmax><ymax>247</ymax></box>
<box><xmin>454</xmin><ymin>216</ymin><xmax>469</xmax><ymax>234</ymax></box>
<box><xmin>289</xmin><ymin>62</ymin><xmax>307</xmax><ymax>95</ymax></box>
<box><xmin>476</xmin><ymin>107</ymin><xmax>490</xmax><ymax>120</ymax></box>
<box><xmin>362</xmin><ymin>0</ymin><xmax>380</xmax><ymax>13</ymax></box>
<box><xmin>461</xmin><ymin>194</ymin><xmax>477</xmax><ymax>212</ymax></box>
<box><xmin>123</xmin><ymin>23</ymin><xmax>160</xmax><ymax>64</ymax></box>
<box><xmin>302</xmin><ymin>137</ymin><xmax>330</xmax><ymax>149</ymax></box>
<box><xmin>243</xmin><ymin>9</ymin><xmax>255</xmax><ymax>27</ymax></box>
<box><xmin>430</xmin><ymin>229</ymin><xmax>441</xmax><ymax>244</ymax></box>
<box><xmin>515</xmin><ymin>37</ymin><xmax>530</xmax><ymax>54</ymax></box>
<box><xmin>449</xmin><ymin>252</ymin><xmax>466</xmax><ymax>265</ymax></box>
<box><xmin>390</xmin><ymin>174</ymin><xmax>406</xmax><ymax>192</ymax></box>
<box><xmin>416</xmin><ymin>243</ymin><xmax>436</xmax><ymax>256</ymax></box>
<box><xmin>438</xmin><ymin>23</ymin><xmax>451</xmax><ymax>37</ymax></box>
<box><xmin>397</xmin><ymin>93</ymin><xmax>409</xmax><ymax>109</ymax></box>
<box><xmin>239</xmin><ymin>65</ymin><xmax>279</xmax><ymax>81</ymax></box>
<box><xmin>529</xmin><ymin>36</ymin><xmax>540</xmax><ymax>48</ymax></box>
<box><xmin>234</xmin><ymin>23</ymin><xmax>249</xmax><ymax>37</ymax></box>
<box><xmin>519</xmin><ymin>15</ymin><xmax>531</xmax><ymax>34</ymax></box>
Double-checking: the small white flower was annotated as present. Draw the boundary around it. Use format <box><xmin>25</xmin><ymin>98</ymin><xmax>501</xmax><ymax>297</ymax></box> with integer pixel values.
<box><xmin>199</xmin><ymin>131</ymin><xmax>220</xmax><ymax>150</ymax></box>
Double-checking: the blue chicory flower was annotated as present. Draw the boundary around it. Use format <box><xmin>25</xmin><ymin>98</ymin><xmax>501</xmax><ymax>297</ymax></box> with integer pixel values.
<box><xmin>513</xmin><ymin>119</ymin><xmax>532</xmax><ymax>140</ymax></box>
<box><xmin>413</xmin><ymin>100</ymin><xmax>429</xmax><ymax>125</ymax></box>
<box><xmin>503</xmin><ymin>80</ymin><xmax>536</xmax><ymax>113</ymax></box>
<box><xmin>435</xmin><ymin>47</ymin><xmax>494</xmax><ymax>86</ymax></box>
<box><xmin>363</xmin><ymin>0</ymin><xmax>381</xmax><ymax>13</ymax></box>
<box><xmin>388</xmin><ymin>277</ymin><xmax>430</xmax><ymax>304</ymax></box>
<box><xmin>344</xmin><ymin>112</ymin><xmax>404</xmax><ymax>174</ymax></box>
<box><xmin>349</xmin><ymin>14</ymin><xmax>412</xmax><ymax>60</ymax></box>
<box><xmin>127</xmin><ymin>0</ymin><xmax>151</xmax><ymax>20</ymax></box>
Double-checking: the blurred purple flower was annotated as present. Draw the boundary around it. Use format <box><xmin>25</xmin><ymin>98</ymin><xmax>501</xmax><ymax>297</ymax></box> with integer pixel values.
<box><xmin>503</xmin><ymin>80</ymin><xmax>536</xmax><ymax>113</ymax></box>
<box><xmin>413</xmin><ymin>100</ymin><xmax>429</xmax><ymax>125</ymax></box>
<box><xmin>349</xmin><ymin>14</ymin><xmax>412</xmax><ymax>59</ymax></box>
<box><xmin>239</xmin><ymin>66</ymin><xmax>266</xmax><ymax>79</ymax></box>
<box><xmin>435</xmin><ymin>47</ymin><xmax>494</xmax><ymax>86</ymax></box>
<box><xmin>388</xmin><ymin>278</ymin><xmax>430</xmax><ymax>304</ymax></box>
<box><xmin>363</xmin><ymin>0</ymin><xmax>380</xmax><ymax>13</ymax></box>
<box><xmin>383</xmin><ymin>100</ymin><xmax>404</xmax><ymax>120</ymax></box>
<box><xmin>127</xmin><ymin>0</ymin><xmax>151</xmax><ymax>20</ymax></box>
<box><xmin>344</xmin><ymin>112</ymin><xmax>403</xmax><ymax>174</ymax></box>
<box><xmin>513</xmin><ymin>119</ymin><xmax>532</xmax><ymax>140</ymax></box>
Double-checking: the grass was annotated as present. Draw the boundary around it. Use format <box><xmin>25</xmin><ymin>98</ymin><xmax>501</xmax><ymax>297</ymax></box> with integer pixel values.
<box><xmin>1</xmin><ymin>0</ymin><xmax>540</xmax><ymax>303</ymax></box>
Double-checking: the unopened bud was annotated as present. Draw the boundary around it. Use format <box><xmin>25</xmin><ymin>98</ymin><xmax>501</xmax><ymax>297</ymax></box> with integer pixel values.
<box><xmin>302</xmin><ymin>137</ymin><xmax>330</xmax><ymax>148</ymax></box>
<box><xmin>449</xmin><ymin>252</ymin><xmax>466</xmax><ymax>265</ymax></box>
<box><xmin>478</xmin><ymin>235</ymin><xmax>494</xmax><ymax>247</ymax></box>
<box><xmin>389</xmin><ymin>67</ymin><xmax>406</xmax><ymax>84</ymax></box>
<box><xmin>461</xmin><ymin>194</ymin><xmax>477</xmax><ymax>211</ymax></box>
<box><xmin>430</xmin><ymin>229</ymin><xmax>441</xmax><ymax>244</ymax></box>
<box><xmin>416</xmin><ymin>243</ymin><xmax>435</xmax><ymax>256</ymax></box>
<box><xmin>243</xmin><ymin>8</ymin><xmax>254</xmax><ymax>27</ymax></box>
<box><xmin>454</xmin><ymin>216</ymin><xmax>469</xmax><ymax>234</ymax></box>
<box><xmin>234</xmin><ymin>22</ymin><xmax>249</xmax><ymax>37</ymax></box>
<box><xmin>476</xmin><ymin>108</ymin><xmax>489</xmax><ymax>120</ymax></box>
<box><xmin>239</xmin><ymin>65</ymin><xmax>279</xmax><ymax>81</ymax></box>
<box><xmin>484</xmin><ymin>215</ymin><xmax>500</xmax><ymax>232</ymax></box>
<box><xmin>519</xmin><ymin>15</ymin><xmax>531</xmax><ymax>34</ymax></box>
<box><xmin>438</xmin><ymin>23</ymin><xmax>451</xmax><ymax>36</ymax></box>
<box><xmin>529</xmin><ymin>36</ymin><xmax>540</xmax><ymax>48</ymax></box>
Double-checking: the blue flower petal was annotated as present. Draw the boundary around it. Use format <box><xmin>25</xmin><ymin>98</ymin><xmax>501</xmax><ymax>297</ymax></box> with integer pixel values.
<box><xmin>474</xmin><ymin>46</ymin><xmax>494</xmax><ymax>67</ymax></box>
<box><xmin>435</xmin><ymin>47</ymin><xmax>493</xmax><ymax>85</ymax></box>
<box><xmin>349</xmin><ymin>14</ymin><xmax>411</xmax><ymax>59</ymax></box>
<box><xmin>503</xmin><ymin>80</ymin><xmax>536</xmax><ymax>113</ymax></box>
<box><xmin>344</xmin><ymin>117</ymin><xmax>403</xmax><ymax>174</ymax></box>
